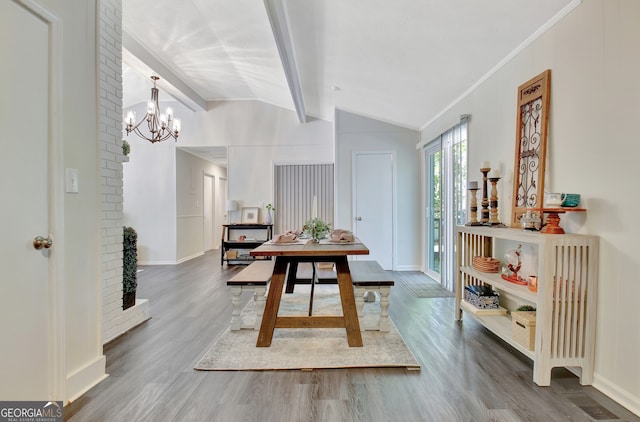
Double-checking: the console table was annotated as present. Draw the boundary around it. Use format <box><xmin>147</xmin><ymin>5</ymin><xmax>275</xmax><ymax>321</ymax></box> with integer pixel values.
<box><xmin>221</xmin><ymin>224</ymin><xmax>273</xmax><ymax>265</ymax></box>
<box><xmin>456</xmin><ymin>225</ymin><xmax>598</xmax><ymax>386</ymax></box>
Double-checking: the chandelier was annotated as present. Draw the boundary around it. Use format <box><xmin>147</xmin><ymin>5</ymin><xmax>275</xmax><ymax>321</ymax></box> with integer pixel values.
<box><xmin>124</xmin><ymin>76</ymin><xmax>181</xmax><ymax>143</ymax></box>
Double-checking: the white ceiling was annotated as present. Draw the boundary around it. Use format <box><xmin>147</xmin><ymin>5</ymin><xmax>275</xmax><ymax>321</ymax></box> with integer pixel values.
<box><xmin>122</xmin><ymin>0</ymin><xmax>578</xmax><ymax>140</ymax></box>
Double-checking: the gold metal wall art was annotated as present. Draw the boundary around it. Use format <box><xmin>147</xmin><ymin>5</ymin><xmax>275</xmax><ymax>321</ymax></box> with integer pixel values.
<box><xmin>511</xmin><ymin>70</ymin><xmax>551</xmax><ymax>226</ymax></box>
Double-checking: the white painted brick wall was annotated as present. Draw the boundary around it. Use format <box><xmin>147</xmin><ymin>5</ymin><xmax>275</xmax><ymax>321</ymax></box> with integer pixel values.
<box><xmin>99</xmin><ymin>0</ymin><xmax>149</xmax><ymax>344</ymax></box>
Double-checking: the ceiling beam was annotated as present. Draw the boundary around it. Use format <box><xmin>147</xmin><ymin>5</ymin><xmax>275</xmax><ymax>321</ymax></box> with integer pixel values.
<box><xmin>123</xmin><ymin>30</ymin><xmax>208</xmax><ymax>112</ymax></box>
<box><xmin>263</xmin><ymin>0</ymin><xmax>307</xmax><ymax>123</ymax></box>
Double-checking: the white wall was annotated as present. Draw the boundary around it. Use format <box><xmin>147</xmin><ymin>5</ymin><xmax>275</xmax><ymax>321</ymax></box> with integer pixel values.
<box><xmin>176</xmin><ymin>149</ymin><xmax>227</xmax><ymax>262</ymax></box>
<box><xmin>420</xmin><ymin>0</ymin><xmax>640</xmax><ymax>414</ymax></box>
<box><xmin>335</xmin><ymin>110</ymin><xmax>421</xmax><ymax>270</ymax></box>
<box><xmin>185</xmin><ymin>101</ymin><xmax>335</xmax><ymax>220</ymax></box>
<box><xmin>124</xmin><ymin>100</ymin><xmax>328</xmax><ymax>262</ymax></box>
<box><xmin>122</xmin><ymin>102</ymin><xmax>178</xmax><ymax>264</ymax></box>
<box><xmin>99</xmin><ymin>0</ymin><xmax>152</xmax><ymax>347</ymax></box>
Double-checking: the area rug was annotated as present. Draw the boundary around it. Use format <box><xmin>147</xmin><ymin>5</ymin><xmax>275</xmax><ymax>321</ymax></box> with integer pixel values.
<box><xmin>392</xmin><ymin>271</ymin><xmax>454</xmax><ymax>298</ymax></box>
<box><xmin>194</xmin><ymin>285</ymin><xmax>420</xmax><ymax>371</ymax></box>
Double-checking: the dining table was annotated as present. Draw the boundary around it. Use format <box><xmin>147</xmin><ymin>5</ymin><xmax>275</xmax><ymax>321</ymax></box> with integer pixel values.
<box><xmin>250</xmin><ymin>238</ymin><xmax>369</xmax><ymax>347</ymax></box>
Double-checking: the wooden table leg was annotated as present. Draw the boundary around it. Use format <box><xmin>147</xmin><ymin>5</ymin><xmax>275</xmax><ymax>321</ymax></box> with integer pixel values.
<box><xmin>335</xmin><ymin>258</ymin><xmax>363</xmax><ymax>347</ymax></box>
<box><xmin>285</xmin><ymin>261</ymin><xmax>298</xmax><ymax>293</ymax></box>
<box><xmin>256</xmin><ymin>257</ymin><xmax>288</xmax><ymax>347</ymax></box>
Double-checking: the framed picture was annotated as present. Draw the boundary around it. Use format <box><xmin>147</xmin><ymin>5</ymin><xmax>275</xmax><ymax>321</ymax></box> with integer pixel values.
<box><xmin>241</xmin><ymin>207</ymin><xmax>259</xmax><ymax>224</ymax></box>
<box><xmin>511</xmin><ymin>69</ymin><xmax>551</xmax><ymax>226</ymax></box>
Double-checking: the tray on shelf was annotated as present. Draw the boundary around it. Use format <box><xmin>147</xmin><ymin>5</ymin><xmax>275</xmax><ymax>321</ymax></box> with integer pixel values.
<box><xmin>501</xmin><ymin>274</ymin><xmax>528</xmax><ymax>285</ymax></box>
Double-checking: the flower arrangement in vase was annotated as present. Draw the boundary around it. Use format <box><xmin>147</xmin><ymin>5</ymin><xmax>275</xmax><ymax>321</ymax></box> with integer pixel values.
<box><xmin>265</xmin><ymin>203</ymin><xmax>275</xmax><ymax>224</ymax></box>
<box><xmin>303</xmin><ymin>218</ymin><xmax>331</xmax><ymax>242</ymax></box>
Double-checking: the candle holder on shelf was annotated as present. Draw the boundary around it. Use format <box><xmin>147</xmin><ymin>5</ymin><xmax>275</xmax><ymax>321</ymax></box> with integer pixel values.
<box><xmin>487</xmin><ymin>176</ymin><xmax>506</xmax><ymax>227</ymax></box>
<box><xmin>480</xmin><ymin>167</ymin><xmax>491</xmax><ymax>224</ymax></box>
<box><xmin>466</xmin><ymin>185</ymin><xmax>482</xmax><ymax>226</ymax></box>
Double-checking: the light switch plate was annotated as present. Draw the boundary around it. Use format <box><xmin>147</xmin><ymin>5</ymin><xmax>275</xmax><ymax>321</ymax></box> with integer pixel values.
<box><xmin>66</xmin><ymin>168</ymin><xmax>79</xmax><ymax>193</ymax></box>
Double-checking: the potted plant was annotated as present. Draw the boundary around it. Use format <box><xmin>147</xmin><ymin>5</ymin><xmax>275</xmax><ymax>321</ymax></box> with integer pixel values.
<box><xmin>265</xmin><ymin>203</ymin><xmax>275</xmax><ymax>225</ymax></box>
<box><xmin>122</xmin><ymin>139</ymin><xmax>130</xmax><ymax>156</ymax></box>
<box><xmin>122</xmin><ymin>226</ymin><xmax>138</xmax><ymax>310</ymax></box>
<box><xmin>303</xmin><ymin>218</ymin><xmax>331</xmax><ymax>242</ymax></box>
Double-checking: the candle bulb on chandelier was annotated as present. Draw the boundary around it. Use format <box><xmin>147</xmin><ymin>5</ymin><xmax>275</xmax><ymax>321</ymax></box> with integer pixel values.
<box><xmin>126</xmin><ymin>110</ymin><xmax>136</xmax><ymax>126</ymax></box>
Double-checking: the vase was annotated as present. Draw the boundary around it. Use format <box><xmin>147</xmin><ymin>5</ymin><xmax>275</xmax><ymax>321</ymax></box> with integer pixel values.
<box><xmin>265</xmin><ymin>210</ymin><xmax>272</xmax><ymax>225</ymax></box>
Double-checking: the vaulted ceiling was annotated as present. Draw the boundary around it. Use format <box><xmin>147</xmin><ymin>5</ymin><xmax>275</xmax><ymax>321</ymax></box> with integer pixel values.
<box><xmin>123</xmin><ymin>0</ymin><xmax>578</xmax><ymax>131</ymax></box>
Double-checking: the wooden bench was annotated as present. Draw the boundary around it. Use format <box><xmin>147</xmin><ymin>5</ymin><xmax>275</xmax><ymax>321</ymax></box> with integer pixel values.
<box><xmin>226</xmin><ymin>260</ymin><xmax>275</xmax><ymax>330</ymax></box>
<box><xmin>349</xmin><ymin>260</ymin><xmax>394</xmax><ymax>332</ymax></box>
<box><xmin>227</xmin><ymin>260</ymin><xmax>393</xmax><ymax>332</ymax></box>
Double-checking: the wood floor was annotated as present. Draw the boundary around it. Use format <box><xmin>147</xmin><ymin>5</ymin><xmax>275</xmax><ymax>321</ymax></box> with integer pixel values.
<box><xmin>64</xmin><ymin>251</ymin><xmax>638</xmax><ymax>421</ymax></box>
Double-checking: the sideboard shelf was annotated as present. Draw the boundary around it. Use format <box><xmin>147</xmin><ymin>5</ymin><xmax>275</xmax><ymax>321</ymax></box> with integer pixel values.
<box><xmin>221</xmin><ymin>224</ymin><xmax>273</xmax><ymax>265</ymax></box>
<box><xmin>459</xmin><ymin>300</ymin><xmax>535</xmax><ymax>360</ymax></box>
<box><xmin>460</xmin><ymin>265</ymin><xmax>538</xmax><ymax>303</ymax></box>
<box><xmin>456</xmin><ymin>226</ymin><xmax>599</xmax><ymax>386</ymax></box>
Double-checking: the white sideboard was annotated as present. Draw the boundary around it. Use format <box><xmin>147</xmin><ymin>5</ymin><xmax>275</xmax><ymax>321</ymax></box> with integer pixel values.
<box><xmin>456</xmin><ymin>226</ymin><xmax>599</xmax><ymax>386</ymax></box>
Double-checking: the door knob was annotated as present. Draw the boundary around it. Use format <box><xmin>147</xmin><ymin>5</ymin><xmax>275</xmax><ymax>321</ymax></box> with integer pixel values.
<box><xmin>356</xmin><ymin>216</ymin><xmax>362</xmax><ymax>221</ymax></box>
<box><xmin>33</xmin><ymin>235</ymin><xmax>53</xmax><ymax>250</ymax></box>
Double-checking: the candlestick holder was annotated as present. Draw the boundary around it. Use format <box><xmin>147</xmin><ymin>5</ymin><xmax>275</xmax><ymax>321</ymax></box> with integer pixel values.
<box><xmin>480</xmin><ymin>168</ymin><xmax>490</xmax><ymax>224</ymax></box>
<box><xmin>465</xmin><ymin>188</ymin><xmax>482</xmax><ymax>226</ymax></box>
<box><xmin>487</xmin><ymin>177</ymin><xmax>506</xmax><ymax>227</ymax></box>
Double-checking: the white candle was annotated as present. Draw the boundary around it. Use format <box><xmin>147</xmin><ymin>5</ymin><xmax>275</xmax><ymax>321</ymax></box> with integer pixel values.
<box><xmin>468</xmin><ymin>181</ymin><xmax>478</xmax><ymax>190</ymax></box>
<box><xmin>489</xmin><ymin>169</ymin><xmax>501</xmax><ymax>178</ymax></box>
<box><xmin>312</xmin><ymin>195</ymin><xmax>318</xmax><ymax>219</ymax></box>
<box><xmin>481</xmin><ymin>161</ymin><xmax>490</xmax><ymax>169</ymax></box>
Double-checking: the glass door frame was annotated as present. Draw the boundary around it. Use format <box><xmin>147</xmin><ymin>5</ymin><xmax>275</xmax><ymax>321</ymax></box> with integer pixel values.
<box><xmin>423</xmin><ymin>140</ymin><xmax>442</xmax><ymax>283</ymax></box>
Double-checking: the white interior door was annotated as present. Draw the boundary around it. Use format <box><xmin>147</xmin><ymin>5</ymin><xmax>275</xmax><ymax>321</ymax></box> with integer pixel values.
<box><xmin>220</xmin><ymin>177</ymin><xmax>228</xmax><ymax>226</ymax></box>
<box><xmin>203</xmin><ymin>175</ymin><xmax>215</xmax><ymax>251</ymax></box>
<box><xmin>352</xmin><ymin>152</ymin><xmax>394</xmax><ymax>270</ymax></box>
<box><xmin>0</xmin><ymin>0</ymin><xmax>59</xmax><ymax>399</ymax></box>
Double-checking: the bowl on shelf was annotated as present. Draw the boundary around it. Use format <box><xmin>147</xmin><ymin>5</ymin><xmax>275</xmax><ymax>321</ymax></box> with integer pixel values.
<box><xmin>544</xmin><ymin>192</ymin><xmax>564</xmax><ymax>207</ymax></box>
<box><xmin>561</xmin><ymin>193</ymin><xmax>581</xmax><ymax>207</ymax></box>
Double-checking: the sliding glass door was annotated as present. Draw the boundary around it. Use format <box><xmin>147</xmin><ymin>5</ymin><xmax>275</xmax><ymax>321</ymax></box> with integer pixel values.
<box><xmin>424</xmin><ymin>141</ymin><xmax>442</xmax><ymax>282</ymax></box>
<box><xmin>424</xmin><ymin>120</ymin><xmax>468</xmax><ymax>291</ymax></box>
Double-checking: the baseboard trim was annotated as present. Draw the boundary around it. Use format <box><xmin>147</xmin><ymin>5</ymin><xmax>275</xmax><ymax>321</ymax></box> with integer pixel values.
<box><xmin>139</xmin><ymin>251</ymin><xmax>205</xmax><ymax>266</ymax></box>
<box><xmin>593</xmin><ymin>373</ymin><xmax>640</xmax><ymax>417</ymax></box>
<box><xmin>176</xmin><ymin>251</ymin><xmax>204</xmax><ymax>264</ymax></box>
<box><xmin>394</xmin><ymin>265</ymin><xmax>422</xmax><ymax>271</ymax></box>
<box><xmin>65</xmin><ymin>355</ymin><xmax>107</xmax><ymax>404</ymax></box>
<box><xmin>138</xmin><ymin>260</ymin><xmax>177</xmax><ymax>265</ymax></box>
